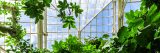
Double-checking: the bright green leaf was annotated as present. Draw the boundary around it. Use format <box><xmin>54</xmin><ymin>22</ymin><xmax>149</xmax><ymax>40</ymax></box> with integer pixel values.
<box><xmin>63</xmin><ymin>23</ymin><xmax>69</xmax><ymax>28</ymax></box>
<box><xmin>152</xmin><ymin>12</ymin><xmax>160</xmax><ymax>23</ymax></box>
<box><xmin>146</xmin><ymin>42</ymin><xmax>151</xmax><ymax>49</ymax></box>
<box><xmin>148</xmin><ymin>4</ymin><xmax>157</xmax><ymax>16</ymax></box>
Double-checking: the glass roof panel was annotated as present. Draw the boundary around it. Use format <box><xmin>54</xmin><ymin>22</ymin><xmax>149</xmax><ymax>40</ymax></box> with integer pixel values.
<box><xmin>49</xmin><ymin>0</ymin><xmax>112</xmax><ymax>30</ymax></box>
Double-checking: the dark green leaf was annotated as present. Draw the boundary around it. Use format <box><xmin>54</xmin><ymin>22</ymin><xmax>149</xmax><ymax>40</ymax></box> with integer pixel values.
<box><xmin>102</xmin><ymin>34</ymin><xmax>109</xmax><ymax>38</ymax></box>
<box><xmin>117</xmin><ymin>26</ymin><xmax>128</xmax><ymax>43</ymax></box>
<box><xmin>146</xmin><ymin>42</ymin><xmax>151</xmax><ymax>49</ymax></box>
<box><xmin>63</xmin><ymin>23</ymin><xmax>69</xmax><ymax>28</ymax></box>
<box><xmin>71</xmin><ymin>24</ymin><xmax>76</xmax><ymax>28</ymax></box>
<box><xmin>152</xmin><ymin>12</ymin><xmax>160</xmax><ymax>23</ymax></box>
<box><xmin>148</xmin><ymin>4</ymin><xmax>157</xmax><ymax>16</ymax></box>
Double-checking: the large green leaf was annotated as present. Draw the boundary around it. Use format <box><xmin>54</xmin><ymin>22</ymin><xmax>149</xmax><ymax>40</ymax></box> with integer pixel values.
<box><xmin>152</xmin><ymin>12</ymin><xmax>160</xmax><ymax>23</ymax></box>
<box><xmin>117</xmin><ymin>26</ymin><xmax>129</xmax><ymax>43</ymax></box>
<box><xmin>57</xmin><ymin>0</ymin><xmax>83</xmax><ymax>29</ymax></box>
<box><xmin>43</xmin><ymin>0</ymin><xmax>52</xmax><ymax>7</ymax></box>
<box><xmin>63</xmin><ymin>23</ymin><xmax>69</xmax><ymax>28</ymax></box>
<box><xmin>102</xmin><ymin>34</ymin><xmax>109</xmax><ymax>38</ymax></box>
<box><xmin>148</xmin><ymin>4</ymin><xmax>157</xmax><ymax>16</ymax></box>
<box><xmin>125</xmin><ymin>10</ymin><xmax>135</xmax><ymax>22</ymax></box>
<box><xmin>23</xmin><ymin>0</ymin><xmax>51</xmax><ymax>24</ymax></box>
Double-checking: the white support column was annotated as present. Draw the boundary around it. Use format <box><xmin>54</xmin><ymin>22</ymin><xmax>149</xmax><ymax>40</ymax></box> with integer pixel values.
<box><xmin>112</xmin><ymin>0</ymin><xmax>116</xmax><ymax>35</ymax></box>
<box><xmin>43</xmin><ymin>7</ymin><xmax>47</xmax><ymax>48</ymax></box>
<box><xmin>118</xmin><ymin>0</ymin><xmax>124</xmax><ymax>30</ymax></box>
<box><xmin>37</xmin><ymin>20</ymin><xmax>43</xmax><ymax>49</ymax></box>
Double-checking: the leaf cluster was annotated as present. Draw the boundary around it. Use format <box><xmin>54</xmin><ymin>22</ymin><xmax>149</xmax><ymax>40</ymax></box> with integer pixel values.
<box><xmin>23</xmin><ymin>0</ymin><xmax>52</xmax><ymax>23</ymax></box>
<box><xmin>84</xmin><ymin>34</ymin><xmax>110</xmax><ymax>53</ymax></box>
<box><xmin>52</xmin><ymin>34</ymin><xmax>100</xmax><ymax>53</ymax></box>
<box><xmin>107</xmin><ymin>0</ymin><xmax>160</xmax><ymax>53</ymax></box>
<box><xmin>57</xmin><ymin>0</ymin><xmax>83</xmax><ymax>29</ymax></box>
<box><xmin>6</xmin><ymin>39</ymin><xmax>51</xmax><ymax>53</ymax></box>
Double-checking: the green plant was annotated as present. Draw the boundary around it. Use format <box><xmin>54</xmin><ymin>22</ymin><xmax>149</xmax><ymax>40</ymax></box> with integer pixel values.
<box><xmin>52</xmin><ymin>34</ymin><xmax>101</xmax><ymax>53</ymax></box>
<box><xmin>0</xmin><ymin>0</ymin><xmax>52</xmax><ymax>52</ymax></box>
<box><xmin>107</xmin><ymin>0</ymin><xmax>160</xmax><ymax>53</ymax></box>
<box><xmin>142</xmin><ymin>0</ymin><xmax>160</xmax><ymax>10</ymax></box>
<box><xmin>6</xmin><ymin>39</ymin><xmax>51</xmax><ymax>53</ymax></box>
<box><xmin>52</xmin><ymin>35</ymin><xmax>83</xmax><ymax>53</ymax></box>
<box><xmin>22</xmin><ymin>0</ymin><xmax>52</xmax><ymax>23</ymax></box>
<box><xmin>84</xmin><ymin>34</ymin><xmax>110</xmax><ymax>53</ymax></box>
<box><xmin>57</xmin><ymin>0</ymin><xmax>83</xmax><ymax>29</ymax></box>
<box><xmin>85</xmin><ymin>34</ymin><xmax>109</xmax><ymax>48</ymax></box>
<box><xmin>0</xmin><ymin>1</ymin><xmax>26</xmax><ymax>47</ymax></box>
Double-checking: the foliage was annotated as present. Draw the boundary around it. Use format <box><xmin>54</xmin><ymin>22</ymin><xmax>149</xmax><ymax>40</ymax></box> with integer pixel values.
<box><xmin>57</xmin><ymin>0</ymin><xmax>83</xmax><ymax>29</ymax></box>
<box><xmin>6</xmin><ymin>39</ymin><xmax>51</xmax><ymax>53</ymax></box>
<box><xmin>0</xmin><ymin>0</ymin><xmax>51</xmax><ymax>52</ymax></box>
<box><xmin>6</xmin><ymin>39</ymin><xmax>33</xmax><ymax>53</ymax></box>
<box><xmin>1</xmin><ymin>0</ymin><xmax>160</xmax><ymax>53</ymax></box>
<box><xmin>22</xmin><ymin>0</ymin><xmax>52</xmax><ymax>23</ymax></box>
<box><xmin>0</xmin><ymin>1</ymin><xmax>26</xmax><ymax>46</ymax></box>
<box><xmin>85</xmin><ymin>34</ymin><xmax>109</xmax><ymax>49</ymax></box>
<box><xmin>52</xmin><ymin>35</ymin><xmax>82</xmax><ymax>53</ymax></box>
<box><xmin>84</xmin><ymin>34</ymin><xmax>111</xmax><ymax>53</ymax></box>
<box><xmin>107</xmin><ymin>0</ymin><xmax>160</xmax><ymax>53</ymax></box>
<box><xmin>142</xmin><ymin>0</ymin><xmax>160</xmax><ymax>10</ymax></box>
<box><xmin>52</xmin><ymin>34</ymin><xmax>100</xmax><ymax>53</ymax></box>
<box><xmin>0</xmin><ymin>1</ymin><xmax>24</xmax><ymax>38</ymax></box>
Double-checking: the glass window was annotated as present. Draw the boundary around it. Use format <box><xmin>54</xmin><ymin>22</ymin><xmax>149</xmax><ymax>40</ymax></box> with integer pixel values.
<box><xmin>20</xmin><ymin>23</ymin><xmax>31</xmax><ymax>33</ymax></box>
<box><xmin>0</xmin><ymin>37</ymin><xmax>5</xmax><ymax>45</ymax></box>
<box><xmin>0</xmin><ymin>15</ymin><xmax>4</xmax><ymax>21</ymax></box>
<box><xmin>31</xmin><ymin>23</ymin><xmax>36</xmax><ymax>33</ymax></box>
<box><xmin>47</xmin><ymin>25</ymin><xmax>57</xmax><ymax>32</ymax></box>
<box><xmin>97</xmin><ymin>17</ymin><xmax>103</xmax><ymax>25</ymax></box>
<box><xmin>97</xmin><ymin>26</ymin><xmax>103</xmax><ymax>32</ymax></box>
<box><xmin>23</xmin><ymin>34</ymin><xmax>30</xmax><ymax>40</ymax></box>
<box><xmin>47</xmin><ymin>17</ymin><xmax>57</xmax><ymax>24</ymax></box>
<box><xmin>47</xmin><ymin>41</ymin><xmax>53</xmax><ymax>49</ymax></box>
<box><xmin>31</xmin><ymin>34</ymin><xmax>38</xmax><ymax>47</ymax></box>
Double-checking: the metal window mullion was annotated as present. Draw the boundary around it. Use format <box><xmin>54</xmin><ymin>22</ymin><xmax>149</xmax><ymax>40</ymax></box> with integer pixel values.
<box><xmin>95</xmin><ymin>0</ymin><xmax>97</xmax><ymax>36</ymax></box>
<box><xmin>78</xmin><ymin>0</ymin><xmax>82</xmax><ymax>39</ymax></box>
<box><xmin>102</xmin><ymin>0</ymin><xmax>106</xmax><ymax>34</ymax></box>
<box><xmin>30</xmin><ymin>16</ymin><xmax>32</xmax><ymax>48</ymax></box>
<box><xmin>86</xmin><ymin>0</ymin><xmax>90</xmax><ymax>36</ymax></box>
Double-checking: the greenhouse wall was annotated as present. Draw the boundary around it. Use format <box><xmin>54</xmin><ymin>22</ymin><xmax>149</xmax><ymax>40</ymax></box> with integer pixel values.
<box><xmin>0</xmin><ymin>0</ymin><xmax>141</xmax><ymax>51</ymax></box>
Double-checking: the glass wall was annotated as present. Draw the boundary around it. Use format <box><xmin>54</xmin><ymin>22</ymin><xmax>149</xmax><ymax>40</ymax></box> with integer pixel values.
<box><xmin>81</xmin><ymin>0</ymin><xmax>141</xmax><ymax>40</ymax></box>
<box><xmin>81</xmin><ymin>2</ymin><xmax>114</xmax><ymax>40</ymax></box>
<box><xmin>46</xmin><ymin>0</ymin><xmax>111</xmax><ymax>49</ymax></box>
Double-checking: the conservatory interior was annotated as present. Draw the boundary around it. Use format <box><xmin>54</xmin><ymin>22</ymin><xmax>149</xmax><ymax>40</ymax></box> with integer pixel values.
<box><xmin>1</xmin><ymin>0</ymin><xmax>160</xmax><ymax>53</ymax></box>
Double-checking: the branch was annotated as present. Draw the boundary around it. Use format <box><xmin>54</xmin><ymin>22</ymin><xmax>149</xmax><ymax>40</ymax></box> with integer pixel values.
<box><xmin>0</xmin><ymin>26</ymin><xmax>16</xmax><ymax>36</ymax></box>
<box><xmin>0</xmin><ymin>46</ymin><xmax>6</xmax><ymax>53</ymax></box>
